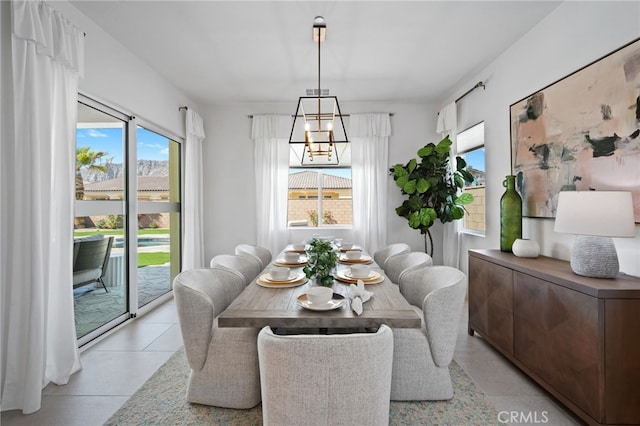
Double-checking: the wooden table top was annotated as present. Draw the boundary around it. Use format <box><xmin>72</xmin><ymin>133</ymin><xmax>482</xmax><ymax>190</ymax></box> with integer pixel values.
<box><xmin>217</xmin><ymin>254</ymin><xmax>421</xmax><ymax>330</ymax></box>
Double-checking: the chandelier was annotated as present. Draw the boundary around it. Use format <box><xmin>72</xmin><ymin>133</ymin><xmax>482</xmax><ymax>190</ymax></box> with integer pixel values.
<box><xmin>289</xmin><ymin>16</ymin><xmax>349</xmax><ymax>166</ymax></box>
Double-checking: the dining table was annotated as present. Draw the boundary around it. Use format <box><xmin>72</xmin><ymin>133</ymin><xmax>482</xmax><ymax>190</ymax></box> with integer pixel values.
<box><xmin>217</xmin><ymin>244</ymin><xmax>421</xmax><ymax>330</ymax></box>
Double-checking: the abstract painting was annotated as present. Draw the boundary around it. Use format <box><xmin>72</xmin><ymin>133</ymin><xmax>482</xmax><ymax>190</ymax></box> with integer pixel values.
<box><xmin>510</xmin><ymin>38</ymin><xmax>640</xmax><ymax>222</ymax></box>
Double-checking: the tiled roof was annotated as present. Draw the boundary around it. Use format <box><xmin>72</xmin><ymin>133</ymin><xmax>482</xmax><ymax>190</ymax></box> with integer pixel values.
<box><xmin>84</xmin><ymin>176</ymin><xmax>168</xmax><ymax>192</ymax></box>
<box><xmin>289</xmin><ymin>170</ymin><xmax>352</xmax><ymax>189</ymax></box>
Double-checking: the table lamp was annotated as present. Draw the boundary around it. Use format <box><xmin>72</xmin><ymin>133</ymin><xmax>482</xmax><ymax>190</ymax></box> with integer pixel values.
<box><xmin>554</xmin><ymin>191</ymin><xmax>635</xmax><ymax>278</ymax></box>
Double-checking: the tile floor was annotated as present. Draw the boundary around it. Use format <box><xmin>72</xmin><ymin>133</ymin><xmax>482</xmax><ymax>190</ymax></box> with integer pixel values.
<box><xmin>2</xmin><ymin>298</ymin><xmax>584</xmax><ymax>426</ymax></box>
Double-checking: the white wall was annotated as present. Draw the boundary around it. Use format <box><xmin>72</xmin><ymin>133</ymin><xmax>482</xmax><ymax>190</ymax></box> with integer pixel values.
<box><xmin>443</xmin><ymin>1</ymin><xmax>640</xmax><ymax>276</ymax></box>
<box><xmin>200</xmin><ymin>101</ymin><xmax>443</xmax><ymax>263</ymax></box>
<box><xmin>57</xmin><ymin>2</ymin><xmax>197</xmax><ymax>138</ymax></box>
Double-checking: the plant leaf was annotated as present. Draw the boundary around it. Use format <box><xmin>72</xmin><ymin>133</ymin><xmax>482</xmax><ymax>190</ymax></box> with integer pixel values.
<box><xmin>396</xmin><ymin>174</ymin><xmax>409</xmax><ymax>189</ymax></box>
<box><xmin>456</xmin><ymin>156</ymin><xmax>467</xmax><ymax>170</ymax></box>
<box><xmin>417</xmin><ymin>144</ymin><xmax>434</xmax><ymax>158</ymax></box>
<box><xmin>408</xmin><ymin>212</ymin><xmax>421</xmax><ymax>229</ymax></box>
<box><xmin>454</xmin><ymin>174</ymin><xmax>464</xmax><ymax>188</ymax></box>
<box><xmin>435</xmin><ymin>137</ymin><xmax>452</xmax><ymax>154</ymax></box>
<box><xmin>403</xmin><ymin>180</ymin><xmax>417</xmax><ymax>194</ymax></box>
<box><xmin>408</xmin><ymin>158</ymin><xmax>417</xmax><ymax>173</ymax></box>
<box><xmin>455</xmin><ymin>192</ymin><xmax>474</xmax><ymax>205</ymax></box>
<box><xmin>451</xmin><ymin>206</ymin><xmax>465</xmax><ymax>220</ymax></box>
<box><xmin>416</xmin><ymin>178</ymin><xmax>430</xmax><ymax>193</ymax></box>
<box><xmin>393</xmin><ymin>164</ymin><xmax>408</xmax><ymax>178</ymax></box>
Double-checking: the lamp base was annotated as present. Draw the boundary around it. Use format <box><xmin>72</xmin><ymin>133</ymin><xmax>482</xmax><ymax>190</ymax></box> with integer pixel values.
<box><xmin>570</xmin><ymin>235</ymin><xmax>619</xmax><ymax>279</ymax></box>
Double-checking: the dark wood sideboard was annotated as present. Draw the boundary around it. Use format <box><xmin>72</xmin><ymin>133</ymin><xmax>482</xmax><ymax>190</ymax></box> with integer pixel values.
<box><xmin>468</xmin><ymin>249</ymin><xmax>640</xmax><ymax>426</ymax></box>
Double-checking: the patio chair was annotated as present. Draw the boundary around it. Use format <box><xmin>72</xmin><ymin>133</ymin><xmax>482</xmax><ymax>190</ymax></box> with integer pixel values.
<box><xmin>258</xmin><ymin>324</ymin><xmax>394</xmax><ymax>426</ymax></box>
<box><xmin>73</xmin><ymin>236</ymin><xmax>114</xmax><ymax>293</ymax></box>
<box><xmin>391</xmin><ymin>266</ymin><xmax>467</xmax><ymax>400</ymax></box>
<box><xmin>234</xmin><ymin>244</ymin><xmax>272</xmax><ymax>269</ymax></box>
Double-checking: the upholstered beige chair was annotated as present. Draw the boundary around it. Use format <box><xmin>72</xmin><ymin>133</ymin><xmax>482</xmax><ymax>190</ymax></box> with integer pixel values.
<box><xmin>173</xmin><ymin>268</ymin><xmax>261</xmax><ymax>409</ymax></box>
<box><xmin>373</xmin><ymin>242</ymin><xmax>410</xmax><ymax>269</ymax></box>
<box><xmin>258</xmin><ymin>325</ymin><xmax>394</xmax><ymax>426</ymax></box>
<box><xmin>210</xmin><ymin>254</ymin><xmax>262</xmax><ymax>285</ymax></box>
<box><xmin>384</xmin><ymin>251</ymin><xmax>433</xmax><ymax>284</ymax></box>
<box><xmin>234</xmin><ymin>243</ymin><xmax>272</xmax><ymax>269</ymax></box>
<box><xmin>391</xmin><ymin>266</ymin><xmax>467</xmax><ymax>401</ymax></box>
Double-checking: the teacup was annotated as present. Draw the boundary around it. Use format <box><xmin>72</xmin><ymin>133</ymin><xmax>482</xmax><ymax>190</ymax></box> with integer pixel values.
<box><xmin>345</xmin><ymin>250</ymin><xmax>361</xmax><ymax>260</ymax></box>
<box><xmin>307</xmin><ymin>286</ymin><xmax>333</xmax><ymax>304</ymax></box>
<box><xmin>284</xmin><ymin>252</ymin><xmax>300</xmax><ymax>263</ymax></box>
<box><xmin>350</xmin><ymin>264</ymin><xmax>371</xmax><ymax>278</ymax></box>
<box><xmin>341</xmin><ymin>241</ymin><xmax>354</xmax><ymax>250</ymax></box>
<box><xmin>269</xmin><ymin>267</ymin><xmax>291</xmax><ymax>281</ymax></box>
<box><xmin>291</xmin><ymin>243</ymin><xmax>306</xmax><ymax>251</ymax></box>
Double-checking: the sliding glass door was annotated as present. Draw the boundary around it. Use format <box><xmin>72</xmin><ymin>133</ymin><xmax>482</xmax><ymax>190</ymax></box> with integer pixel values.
<box><xmin>74</xmin><ymin>96</ymin><xmax>182</xmax><ymax>345</ymax></box>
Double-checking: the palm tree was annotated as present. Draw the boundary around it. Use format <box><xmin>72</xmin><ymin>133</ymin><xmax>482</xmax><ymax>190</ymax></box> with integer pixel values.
<box><xmin>75</xmin><ymin>146</ymin><xmax>109</xmax><ymax>200</ymax></box>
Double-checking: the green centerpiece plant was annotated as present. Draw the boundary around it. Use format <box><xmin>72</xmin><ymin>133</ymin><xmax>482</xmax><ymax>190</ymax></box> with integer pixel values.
<box><xmin>303</xmin><ymin>238</ymin><xmax>338</xmax><ymax>286</ymax></box>
<box><xmin>390</xmin><ymin>136</ymin><xmax>475</xmax><ymax>255</ymax></box>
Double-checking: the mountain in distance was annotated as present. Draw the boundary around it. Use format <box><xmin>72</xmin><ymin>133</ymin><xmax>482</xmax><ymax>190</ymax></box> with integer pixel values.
<box><xmin>81</xmin><ymin>160</ymin><xmax>168</xmax><ymax>183</ymax></box>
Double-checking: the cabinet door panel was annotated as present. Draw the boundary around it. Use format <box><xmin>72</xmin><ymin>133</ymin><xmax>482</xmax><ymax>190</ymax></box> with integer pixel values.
<box><xmin>514</xmin><ymin>272</ymin><xmax>601</xmax><ymax>421</ymax></box>
<box><xmin>468</xmin><ymin>255</ymin><xmax>488</xmax><ymax>334</ymax></box>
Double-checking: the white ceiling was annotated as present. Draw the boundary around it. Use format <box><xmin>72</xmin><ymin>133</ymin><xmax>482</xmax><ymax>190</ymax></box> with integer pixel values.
<box><xmin>70</xmin><ymin>1</ymin><xmax>561</xmax><ymax>106</ymax></box>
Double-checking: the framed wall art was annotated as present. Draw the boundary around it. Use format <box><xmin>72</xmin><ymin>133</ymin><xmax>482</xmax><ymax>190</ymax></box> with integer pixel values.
<box><xmin>510</xmin><ymin>38</ymin><xmax>640</xmax><ymax>222</ymax></box>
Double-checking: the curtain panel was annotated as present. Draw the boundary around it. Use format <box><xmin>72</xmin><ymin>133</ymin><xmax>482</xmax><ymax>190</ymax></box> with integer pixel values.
<box><xmin>182</xmin><ymin>109</ymin><xmax>206</xmax><ymax>270</ymax></box>
<box><xmin>437</xmin><ymin>102</ymin><xmax>460</xmax><ymax>268</ymax></box>
<box><xmin>1</xmin><ymin>0</ymin><xmax>84</xmax><ymax>414</ymax></box>
<box><xmin>251</xmin><ymin>115</ymin><xmax>291</xmax><ymax>256</ymax></box>
<box><xmin>350</xmin><ymin>113</ymin><xmax>391</xmax><ymax>256</ymax></box>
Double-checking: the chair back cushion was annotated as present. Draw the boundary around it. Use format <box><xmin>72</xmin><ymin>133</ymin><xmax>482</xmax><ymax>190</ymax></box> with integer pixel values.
<box><xmin>73</xmin><ymin>236</ymin><xmax>113</xmax><ymax>272</ymax></box>
<box><xmin>235</xmin><ymin>244</ymin><xmax>272</xmax><ymax>269</ymax></box>
<box><xmin>373</xmin><ymin>243</ymin><xmax>410</xmax><ymax>269</ymax></box>
<box><xmin>258</xmin><ymin>325</ymin><xmax>393</xmax><ymax>426</ymax></box>
<box><xmin>174</xmin><ymin>268</ymin><xmax>245</xmax><ymax>370</ymax></box>
<box><xmin>384</xmin><ymin>251</ymin><xmax>433</xmax><ymax>283</ymax></box>
<box><xmin>210</xmin><ymin>254</ymin><xmax>262</xmax><ymax>285</ymax></box>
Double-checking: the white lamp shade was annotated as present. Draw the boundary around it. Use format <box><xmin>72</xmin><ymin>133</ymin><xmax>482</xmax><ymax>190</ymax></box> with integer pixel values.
<box><xmin>554</xmin><ymin>191</ymin><xmax>635</xmax><ymax>238</ymax></box>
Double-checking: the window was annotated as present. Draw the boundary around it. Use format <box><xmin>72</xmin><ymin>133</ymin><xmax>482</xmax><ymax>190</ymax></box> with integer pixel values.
<box><xmin>287</xmin><ymin>168</ymin><xmax>352</xmax><ymax>227</ymax></box>
<box><xmin>457</xmin><ymin>122</ymin><xmax>485</xmax><ymax>233</ymax></box>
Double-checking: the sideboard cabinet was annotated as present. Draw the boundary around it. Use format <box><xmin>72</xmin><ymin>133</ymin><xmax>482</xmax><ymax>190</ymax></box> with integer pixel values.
<box><xmin>468</xmin><ymin>249</ymin><xmax>640</xmax><ymax>426</ymax></box>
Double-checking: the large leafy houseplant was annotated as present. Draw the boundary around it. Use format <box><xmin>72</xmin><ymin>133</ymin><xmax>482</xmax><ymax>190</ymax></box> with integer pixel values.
<box><xmin>390</xmin><ymin>136</ymin><xmax>475</xmax><ymax>255</ymax></box>
<box><xmin>303</xmin><ymin>238</ymin><xmax>338</xmax><ymax>286</ymax></box>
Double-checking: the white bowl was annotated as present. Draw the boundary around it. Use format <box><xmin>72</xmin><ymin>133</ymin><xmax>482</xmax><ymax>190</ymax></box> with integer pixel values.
<box><xmin>341</xmin><ymin>241</ymin><xmax>354</xmax><ymax>250</ymax></box>
<box><xmin>291</xmin><ymin>243</ymin><xmax>306</xmax><ymax>251</ymax></box>
<box><xmin>307</xmin><ymin>286</ymin><xmax>333</xmax><ymax>304</ymax></box>
<box><xmin>269</xmin><ymin>267</ymin><xmax>291</xmax><ymax>281</ymax></box>
<box><xmin>284</xmin><ymin>252</ymin><xmax>300</xmax><ymax>263</ymax></box>
<box><xmin>350</xmin><ymin>264</ymin><xmax>371</xmax><ymax>278</ymax></box>
<box><xmin>345</xmin><ymin>250</ymin><xmax>361</xmax><ymax>260</ymax></box>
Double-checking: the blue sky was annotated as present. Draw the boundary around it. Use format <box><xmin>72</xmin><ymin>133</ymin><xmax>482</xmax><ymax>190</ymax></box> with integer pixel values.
<box><xmin>76</xmin><ymin>126</ymin><xmax>169</xmax><ymax>164</ymax></box>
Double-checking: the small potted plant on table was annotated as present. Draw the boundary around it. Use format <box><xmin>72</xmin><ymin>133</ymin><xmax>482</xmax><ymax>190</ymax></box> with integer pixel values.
<box><xmin>303</xmin><ymin>238</ymin><xmax>338</xmax><ymax>286</ymax></box>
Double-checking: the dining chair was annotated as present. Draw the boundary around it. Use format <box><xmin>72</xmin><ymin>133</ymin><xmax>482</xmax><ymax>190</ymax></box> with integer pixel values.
<box><xmin>173</xmin><ymin>268</ymin><xmax>261</xmax><ymax>409</ymax></box>
<box><xmin>258</xmin><ymin>325</ymin><xmax>394</xmax><ymax>426</ymax></box>
<box><xmin>372</xmin><ymin>242</ymin><xmax>410</xmax><ymax>269</ymax></box>
<box><xmin>234</xmin><ymin>243</ymin><xmax>272</xmax><ymax>269</ymax></box>
<box><xmin>391</xmin><ymin>266</ymin><xmax>467</xmax><ymax>401</ymax></box>
<box><xmin>384</xmin><ymin>251</ymin><xmax>433</xmax><ymax>285</ymax></box>
<box><xmin>210</xmin><ymin>254</ymin><xmax>262</xmax><ymax>286</ymax></box>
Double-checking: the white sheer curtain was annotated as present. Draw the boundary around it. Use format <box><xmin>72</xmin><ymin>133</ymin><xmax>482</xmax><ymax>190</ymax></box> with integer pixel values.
<box><xmin>182</xmin><ymin>109</ymin><xmax>206</xmax><ymax>270</ymax></box>
<box><xmin>252</xmin><ymin>115</ymin><xmax>291</xmax><ymax>256</ymax></box>
<box><xmin>350</xmin><ymin>113</ymin><xmax>391</xmax><ymax>255</ymax></box>
<box><xmin>1</xmin><ymin>0</ymin><xmax>84</xmax><ymax>413</ymax></box>
<box><xmin>436</xmin><ymin>102</ymin><xmax>460</xmax><ymax>267</ymax></box>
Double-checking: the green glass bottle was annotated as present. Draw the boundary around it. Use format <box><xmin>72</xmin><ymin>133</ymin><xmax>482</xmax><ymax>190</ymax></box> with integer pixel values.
<box><xmin>500</xmin><ymin>175</ymin><xmax>522</xmax><ymax>252</ymax></box>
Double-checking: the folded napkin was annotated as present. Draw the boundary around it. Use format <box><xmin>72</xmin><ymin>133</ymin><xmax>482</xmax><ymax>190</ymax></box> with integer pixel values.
<box><xmin>349</xmin><ymin>280</ymin><xmax>374</xmax><ymax>315</ymax></box>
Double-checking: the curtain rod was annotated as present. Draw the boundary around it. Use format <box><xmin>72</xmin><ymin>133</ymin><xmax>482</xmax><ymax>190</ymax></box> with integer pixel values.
<box><xmin>179</xmin><ymin>106</ymin><xmax>188</xmax><ymax>111</ymax></box>
<box><xmin>246</xmin><ymin>113</ymin><xmax>394</xmax><ymax>118</ymax></box>
<box><xmin>455</xmin><ymin>81</ymin><xmax>485</xmax><ymax>104</ymax></box>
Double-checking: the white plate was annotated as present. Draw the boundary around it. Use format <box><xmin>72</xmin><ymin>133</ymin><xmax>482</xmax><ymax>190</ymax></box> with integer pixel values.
<box><xmin>345</xmin><ymin>270</ymin><xmax>376</xmax><ymax>279</ymax></box>
<box><xmin>296</xmin><ymin>293</ymin><xmax>346</xmax><ymax>311</ymax></box>
<box><xmin>335</xmin><ymin>270</ymin><xmax>384</xmax><ymax>285</ymax></box>
<box><xmin>275</xmin><ymin>257</ymin><xmax>308</xmax><ymax>267</ymax></box>
<box><xmin>338</xmin><ymin>255</ymin><xmax>372</xmax><ymax>264</ymax></box>
<box><xmin>257</xmin><ymin>277</ymin><xmax>308</xmax><ymax>288</ymax></box>
<box><xmin>264</xmin><ymin>271</ymin><xmax>302</xmax><ymax>283</ymax></box>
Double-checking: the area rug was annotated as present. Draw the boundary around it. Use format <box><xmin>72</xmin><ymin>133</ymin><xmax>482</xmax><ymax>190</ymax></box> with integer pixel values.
<box><xmin>105</xmin><ymin>349</ymin><xmax>499</xmax><ymax>425</ymax></box>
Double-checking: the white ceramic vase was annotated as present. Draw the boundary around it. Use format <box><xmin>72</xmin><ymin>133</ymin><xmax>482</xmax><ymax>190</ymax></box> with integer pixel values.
<box><xmin>512</xmin><ymin>239</ymin><xmax>540</xmax><ymax>258</ymax></box>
